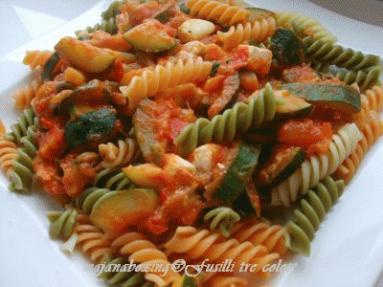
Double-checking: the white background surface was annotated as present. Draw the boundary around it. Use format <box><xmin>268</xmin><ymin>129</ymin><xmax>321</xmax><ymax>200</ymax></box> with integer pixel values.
<box><xmin>0</xmin><ymin>1</ymin><xmax>383</xmax><ymax>287</ymax></box>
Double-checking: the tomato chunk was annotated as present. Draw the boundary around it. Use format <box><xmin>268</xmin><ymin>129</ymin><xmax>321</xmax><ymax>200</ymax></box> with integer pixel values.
<box><xmin>278</xmin><ymin>119</ymin><xmax>333</xmax><ymax>154</ymax></box>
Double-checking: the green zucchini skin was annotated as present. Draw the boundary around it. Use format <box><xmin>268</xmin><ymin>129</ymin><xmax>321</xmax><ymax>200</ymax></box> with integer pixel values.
<box><xmin>233</xmin><ymin>190</ymin><xmax>257</xmax><ymax>217</ymax></box>
<box><xmin>42</xmin><ymin>52</ymin><xmax>60</xmax><ymax>81</ymax></box>
<box><xmin>275</xmin><ymin>92</ymin><xmax>313</xmax><ymax>119</ymax></box>
<box><xmin>281</xmin><ymin>83</ymin><xmax>361</xmax><ymax>113</ymax></box>
<box><xmin>257</xmin><ymin>146</ymin><xmax>305</xmax><ymax>189</ymax></box>
<box><xmin>213</xmin><ymin>143</ymin><xmax>261</xmax><ymax>205</ymax></box>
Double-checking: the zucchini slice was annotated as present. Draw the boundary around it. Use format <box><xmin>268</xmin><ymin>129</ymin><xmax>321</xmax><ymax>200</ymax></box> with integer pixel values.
<box><xmin>124</xmin><ymin>20</ymin><xmax>176</xmax><ymax>53</ymax></box>
<box><xmin>257</xmin><ymin>146</ymin><xmax>305</xmax><ymax>188</ymax></box>
<box><xmin>271</xmin><ymin>28</ymin><xmax>305</xmax><ymax>65</ymax></box>
<box><xmin>42</xmin><ymin>52</ymin><xmax>60</xmax><ymax>81</ymax></box>
<box><xmin>275</xmin><ymin>90</ymin><xmax>313</xmax><ymax>118</ymax></box>
<box><xmin>281</xmin><ymin>83</ymin><xmax>361</xmax><ymax>113</ymax></box>
<box><xmin>213</xmin><ymin>143</ymin><xmax>261</xmax><ymax>205</ymax></box>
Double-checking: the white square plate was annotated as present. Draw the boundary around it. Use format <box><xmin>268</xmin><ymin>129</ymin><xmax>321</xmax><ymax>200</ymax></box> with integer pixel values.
<box><xmin>0</xmin><ymin>1</ymin><xmax>382</xmax><ymax>287</ymax></box>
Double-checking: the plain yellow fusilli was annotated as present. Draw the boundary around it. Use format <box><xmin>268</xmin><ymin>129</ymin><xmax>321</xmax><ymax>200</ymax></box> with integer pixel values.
<box><xmin>23</xmin><ymin>50</ymin><xmax>52</xmax><ymax>69</ymax></box>
<box><xmin>186</xmin><ymin>0</ymin><xmax>250</xmax><ymax>26</ymax></box>
<box><xmin>120</xmin><ymin>58</ymin><xmax>212</xmax><ymax>110</ymax></box>
<box><xmin>112</xmin><ymin>232</ymin><xmax>180</xmax><ymax>287</ymax></box>
<box><xmin>201</xmin><ymin>273</ymin><xmax>248</xmax><ymax>287</ymax></box>
<box><xmin>0</xmin><ymin>136</ymin><xmax>18</xmax><ymax>174</ymax></box>
<box><xmin>13</xmin><ymin>79</ymin><xmax>42</xmax><ymax>110</ymax></box>
<box><xmin>74</xmin><ymin>214</ymin><xmax>112</xmax><ymax>263</ymax></box>
<box><xmin>165</xmin><ymin>226</ymin><xmax>280</xmax><ymax>274</ymax></box>
<box><xmin>231</xmin><ymin>220</ymin><xmax>289</xmax><ymax>255</ymax></box>
<box><xmin>336</xmin><ymin>111</ymin><xmax>383</xmax><ymax>183</ymax></box>
<box><xmin>98</xmin><ymin>137</ymin><xmax>137</xmax><ymax>169</ymax></box>
<box><xmin>362</xmin><ymin>85</ymin><xmax>383</xmax><ymax>112</ymax></box>
<box><xmin>217</xmin><ymin>16</ymin><xmax>276</xmax><ymax>50</ymax></box>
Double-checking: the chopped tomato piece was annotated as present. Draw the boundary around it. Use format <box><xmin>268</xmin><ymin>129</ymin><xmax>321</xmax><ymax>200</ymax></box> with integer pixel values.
<box><xmin>278</xmin><ymin>119</ymin><xmax>333</xmax><ymax>153</ymax></box>
<box><xmin>143</xmin><ymin>212</ymin><xmax>169</xmax><ymax>235</ymax></box>
<box><xmin>90</xmin><ymin>31</ymin><xmax>131</xmax><ymax>51</ymax></box>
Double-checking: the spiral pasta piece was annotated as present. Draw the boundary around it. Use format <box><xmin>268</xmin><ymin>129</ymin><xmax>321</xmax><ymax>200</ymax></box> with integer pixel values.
<box><xmin>47</xmin><ymin>209</ymin><xmax>78</xmax><ymax>240</ymax></box>
<box><xmin>13</xmin><ymin>79</ymin><xmax>42</xmax><ymax>110</ymax></box>
<box><xmin>204</xmin><ymin>207</ymin><xmax>240</xmax><ymax>237</ymax></box>
<box><xmin>99</xmin><ymin>256</ymin><xmax>150</xmax><ymax>287</ymax></box>
<box><xmin>175</xmin><ymin>83</ymin><xmax>276</xmax><ymax>155</ymax></box>
<box><xmin>101</xmin><ymin>0</ymin><xmax>123</xmax><ymax>20</ymax></box>
<box><xmin>98</xmin><ymin>137</ymin><xmax>137</xmax><ymax>169</ymax></box>
<box><xmin>75</xmin><ymin>187</ymin><xmax>114</xmax><ymax>215</ymax></box>
<box><xmin>186</xmin><ymin>0</ymin><xmax>250</xmax><ymax>26</ymax></box>
<box><xmin>361</xmin><ymin>85</ymin><xmax>383</xmax><ymax>112</ymax></box>
<box><xmin>112</xmin><ymin>232</ymin><xmax>181</xmax><ymax>287</ymax></box>
<box><xmin>74</xmin><ymin>214</ymin><xmax>113</xmax><ymax>263</ymax></box>
<box><xmin>6</xmin><ymin>108</ymin><xmax>36</xmax><ymax>145</ymax></box>
<box><xmin>276</xmin><ymin>12</ymin><xmax>336</xmax><ymax>43</ymax></box>
<box><xmin>8</xmin><ymin>125</ymin><xmax>37</xmax><ymax>194</ymax></box>
<box><xmin>165</xmin><ymin>226</ymin><xmax>280</xmax><ymax>274</ymax></box>
<box><xmin>217</xmin><ymin>16</ymin><xmax>276</xmax><ymax>50</ymax></box>
<box><xmin>231</xmin><ymin>220</ymin><xmax>288</xmax><ymax>255</ymax></box>
<box><xmin>336</xmin><ymin>111</ymin><xmax>383</xmax><ymax>183</ymax></box>
<box><xmin>120</xmin><ymin>58</ymin><xmax>212</xmax><ymax>110</ymax></box>
<box><xmin>94</xmin><ymin>168</ymin><xmax>132</xmax><ymax>190</ymax></box>
<box><xmin>201</xmin><ymin>273</ymin><xmax>248</xmax><ymax>287</ymax></box>
<box><xmin>23</xmin><ymin>50</ymin><xmax>53</xmax><ymax>69</ymax></box>
<box><xmin>287</xmin><ymin>176</ymin><xmax>345</xmax><ymax>255</ymax></box>
<box><xmin>0</xmin><ymin>136</ymin><xmax>18</xmax><ymax>174</ymax></box>
<box><xmin>303</xmin><ymin>37</ymin><xmax>381</xmax><ymax>73</ymax></box>
<box><xmin>271</xmin><ymin>123</ymin><xmax>362</xmax><ymax>207</ymax></box>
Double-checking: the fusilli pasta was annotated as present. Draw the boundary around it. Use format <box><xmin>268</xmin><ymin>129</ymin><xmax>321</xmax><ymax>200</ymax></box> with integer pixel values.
<box><xmin>336</xmin><ymin>111</ymin><xmax>383</xmax><ymax>183</ymax></box>
<box><xmin>287</xmin><ymin>176</ymin><xmax>345</xmax><ymax>255</ymax></box>
<box><xmin>112</xmin><ymin>232</ymin><xmax>181</xmax><ymax>286</ymax></box>
<box><xmin>175</xmin><ymin>83</ymin><xmax>276</xmax><ymax>155</ymax></box>
<box><xmin>0</xmin><ymin>136</ymin><xmax>18</xmax><ymax>174</ymax></box>
<box><xmin>94</xmin><ymin>168</ymin><xmax>132</xmax><ymax>190</ymax></box>
<box><xmin>276</xmin><ymin>12</ymin><xmax>336</xmax><ymax>43</ymax></box>
<box><xmin>13</xmin><ymin>79</ymin><xmax>41</xmax><ymax>110</ymax></box>
<box><xmin>75</xmin><ymin>187</ymin><xmax>113</xmax><ymax>215</ymax></box>
<box><xmin>303</xmin><ymin>37</ymin><xmax>381</xmax><ymax>72</ymax></box>
<box><xmin>231</xmin><ymin>220</ymin><xmax>289</xmax><ymax>255</ymax></box>
<box><xmin>120</xmin><ymin>58</ymin><xmax>212</xmax><ymax>110</ymax></box>
<box><xmin>99</xmin><ymin>257</ymin><xmax>150</xmax><ymax>286</ymax></box>
<box><xmin>201</xmin><ymin>273</ymin><xmax>248</xmax><ymax>287</ymax></box>
<box><xmin>47</xmin><ymin>209</ymin><xmax>78</xmax><ymax>240</ymax></box>
<box><xmin>8</xmin><ymin>125</ymin><xmax>37</xmax><ymax>193</ymax></box>
<box><xmin>362</xmin><ymin>84</ymin><xmax>383</xmax><ymax>112</ymax></box>
<box><xmin>98</xmin><ymin>137</ymin><xmax>137</xmax><ymax>169</ymax></box>
<box><xmin>6</xmin><ymin>108</ymin><xmax>36</xmax><ymax>145</ymax></box>
<box><xmin>186</xmin><ymin>0</ymin><xmax>250</xmax><ymax>26</ymax></box>
<box><xmin>23</xmin><ymin>50</ymin><xmax>52</xmax><ymax>69</ymax></box>
<box><xmin>164</xmin><ymin>226</ymin><xmax>280</xmax><ymax>274</ymax></box>
<box><xmin>217</xmin><ymin>16</ymin><xmax>276</xmax><ymax>50</ymax></box>
<box><xmin>74</xmin><ymin>214</ymin><xmax>113</xmax><ymax>263</ymax></box>
<box><xmin>204</xmin><ymin>207</ymin><xmax>240</xmax><ymax>237</ymax></box>
<box><xmin>271</xmin><ymin>123</ymin><xmax>362</xmax><ymax>207</ymax></box>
